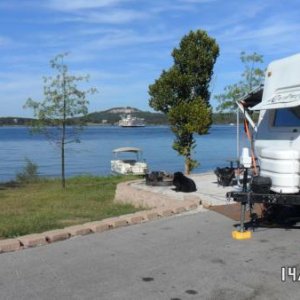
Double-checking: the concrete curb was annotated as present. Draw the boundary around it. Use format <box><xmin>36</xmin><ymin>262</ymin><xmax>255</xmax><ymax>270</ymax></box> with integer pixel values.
<box><xmin>0</xmin><ymin>239</ymin><xmax>21</xmax><ymax>253</ymax></box>
<box><xmin>18</xmin><ymin>234</ymin><xmax>48</xmax><ymax>248</ymax></box>
<box><xmin>0</xmin><ymin>179</ymin><xmax>201</xmax><ymax>254</ymax></box>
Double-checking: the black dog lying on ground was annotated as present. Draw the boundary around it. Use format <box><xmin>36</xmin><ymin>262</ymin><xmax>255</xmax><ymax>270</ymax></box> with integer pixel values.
<box><xmin>172</xmin><ymin>172</ymin><xmax>197</xmax><ymax>193</ymax></box>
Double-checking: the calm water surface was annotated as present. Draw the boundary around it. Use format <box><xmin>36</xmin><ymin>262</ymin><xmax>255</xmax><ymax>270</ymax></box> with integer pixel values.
<box><xmin>0</xmin><ymin>125</ymin><xmax>247</xmax><ymax>182</ymax></box>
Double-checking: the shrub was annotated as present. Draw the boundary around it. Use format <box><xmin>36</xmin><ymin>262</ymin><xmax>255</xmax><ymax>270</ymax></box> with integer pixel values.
<box><xmin>16</xmin><ymin>159</ymin><xmax>39</xmax><ymax>183</ymax></box>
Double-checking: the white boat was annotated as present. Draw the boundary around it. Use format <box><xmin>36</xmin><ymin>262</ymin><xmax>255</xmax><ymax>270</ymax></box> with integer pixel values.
<box><xmin>118</xmin><ymin>114</ymin><xmax>145</xmax><ymax>127</ymax></box>
<box><xmin>111</xmin><ymin>147</ymin><xmax>148</xmax><ymax>175</ymax></box>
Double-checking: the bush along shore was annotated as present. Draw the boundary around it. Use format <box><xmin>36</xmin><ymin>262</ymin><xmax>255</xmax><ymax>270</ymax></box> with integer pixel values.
<box><xmin>0</xmin><ymin>175</ymin><xmax>140</xmax><ymax>239</ymax></box>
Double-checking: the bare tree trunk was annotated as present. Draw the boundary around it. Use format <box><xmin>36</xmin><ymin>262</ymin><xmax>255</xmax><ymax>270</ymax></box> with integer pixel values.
<box><xmin>61</xmin><ymin>133</ymin><xmax>65</xmax><ymax>189</ymax></box>
<box><xmin>185</xmin><ymin>134</ymin><xmax>193</xmax><ymax>175</ymax></box>
<box><xmin>185</xmin><ymin>158</ymin><xmax>191</xmax><ymax>175</ymax></box>
<box><xmin>62</xmin><ymin>71</ymin><xmax>66</xmax><ymax>189</ymax></box>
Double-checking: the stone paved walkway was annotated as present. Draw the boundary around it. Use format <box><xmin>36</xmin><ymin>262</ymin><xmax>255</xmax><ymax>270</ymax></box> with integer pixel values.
<box><xmin>130</xmin><ymin>172</ymin><xmax>238</xmax><ymax>207</ymax></box>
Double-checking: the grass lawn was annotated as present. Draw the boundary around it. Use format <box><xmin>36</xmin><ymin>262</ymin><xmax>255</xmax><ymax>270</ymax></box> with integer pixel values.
<box><xmin>0</xmin><ymin>175</ymin><xmax>141</xmax><ymax>238</ymax></box>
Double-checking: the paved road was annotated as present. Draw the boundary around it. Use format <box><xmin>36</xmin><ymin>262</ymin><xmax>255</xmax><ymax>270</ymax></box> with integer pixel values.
<box><xmin>0</xmin><ymin>210</ymin><xmax>299</xmax><ymax>300</ymax></box>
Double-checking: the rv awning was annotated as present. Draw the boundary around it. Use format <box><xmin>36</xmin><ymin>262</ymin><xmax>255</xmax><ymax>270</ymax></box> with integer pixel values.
<box><xmin>237</xmin><ymin>85</ymin><xmax>264</xmax><ymax>108</ymax></box>
<box><xmin>236</xmin><ymin>85</ymin><xmax>263</xmax><ymax>130</ymax></box>
<box><xmin>251</xmin><ymin>90</ymin><xmax>300</xmax><ymax>110</ymax></box>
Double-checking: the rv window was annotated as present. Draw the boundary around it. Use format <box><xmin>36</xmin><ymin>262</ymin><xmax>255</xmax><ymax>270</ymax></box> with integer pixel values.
<box><xmin>273</xmin><ymin>107</ymin><xmax>300</xmax><ymax>127</ymax></box>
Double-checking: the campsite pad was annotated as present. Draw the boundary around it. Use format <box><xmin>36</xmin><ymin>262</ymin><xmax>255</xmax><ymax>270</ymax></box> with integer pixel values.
<box><xmin>208</xmin><ymin>203</ymin><xmax>263</xmax><ymax>221</ymax></box>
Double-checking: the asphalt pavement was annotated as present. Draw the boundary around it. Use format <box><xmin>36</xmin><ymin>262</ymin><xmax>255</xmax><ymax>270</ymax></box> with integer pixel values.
<box><xmin>0</xmin><ymin>209</ymin><xmax>299</xmax><ymax>300</ymax></box>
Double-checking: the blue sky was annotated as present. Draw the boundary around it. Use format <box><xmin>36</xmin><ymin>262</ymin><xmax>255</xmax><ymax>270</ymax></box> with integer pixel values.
<box><xmin>1</xmin><ymin>0</ymin><xmax>300</xmax><ymax>117</ymax></box>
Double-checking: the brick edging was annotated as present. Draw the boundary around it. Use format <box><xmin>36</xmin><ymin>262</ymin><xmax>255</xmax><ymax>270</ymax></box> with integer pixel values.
<box><xmin>0</xmin><ymin>180</ymin><xmax>201</xmax><ymax>254</ymax></box>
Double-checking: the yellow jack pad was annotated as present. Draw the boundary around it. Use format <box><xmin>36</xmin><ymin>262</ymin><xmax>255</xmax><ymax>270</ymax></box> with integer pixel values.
<box><xmin>232</xmin><ymin>230</ymin><xmax>252</xmax><ymax>240</ymax></box>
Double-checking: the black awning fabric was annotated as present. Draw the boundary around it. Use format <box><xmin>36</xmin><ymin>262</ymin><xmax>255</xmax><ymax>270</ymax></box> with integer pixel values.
<box><xmin>238</xmin><ymin>85</ymin><xmax>264</xmax><ymax>109</ymax></box>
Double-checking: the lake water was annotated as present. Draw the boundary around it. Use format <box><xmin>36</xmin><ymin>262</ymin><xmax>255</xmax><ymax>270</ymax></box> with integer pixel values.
<box><xmin>0</xmin><ymin>125</ymin><xmax>247</xmax><ymax>182</ymax></box>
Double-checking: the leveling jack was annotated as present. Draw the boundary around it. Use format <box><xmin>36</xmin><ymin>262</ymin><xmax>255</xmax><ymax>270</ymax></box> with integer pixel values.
<box><xmin>232</xmin><ymin>163</ymin><xmax>252</xmax><ymax>240</ymax></box>
<box><xmin>232</xmin><ymin>202</ymin><xmax>252</xmax><ymax>240</ymax></box>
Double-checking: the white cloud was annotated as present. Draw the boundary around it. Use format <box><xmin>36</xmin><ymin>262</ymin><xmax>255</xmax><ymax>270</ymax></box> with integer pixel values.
<box><xmin>215</xmin><ymin>20</ymin><xmax>300</xmax><ymax>57</ymax></box>
<box><xmin>0</xmin><ymin>72</ymin><xmax>44</xmax><ymax>117</ymax></box>
<box><xmin>78</xmin><ymin>28</ymin><xmax>177</xmax><ymax>53</ymax></box>
<box><xmin>0</xmin><ymin>72</ymin><xmax>42</xmax><ymax>95</ymax></box>
<box><xmin>2</xmin><ymin>0</ymin><xmax>300</xmax><ymax>116</ymax></box>
<box><xmin>47</xmin><ymin>0</ymin><xmax>127</xmax><ymax>11</ymax></box>
<box><xmin>63</xmin><ymin>9</ymin><xmax>147</xmax><ymax>24</ymax></box>
<box><xmin>221</xmin><ymin>23</ymin><xmax>300</xmax><ymax>43</ymax></box>
<box><xmin>92</xmin><ymin>79</ymin><xmax>150</xmax><ymax>111</ymax></box>
<box><xmin>178</xmin><ymin>0</ymin><xmax>217</xmax><ymax>3</ymax></box>
<box><xmin>149</xmin><ymin>0</ymin><xmax>216</xmax><ymax>14</ymax></box>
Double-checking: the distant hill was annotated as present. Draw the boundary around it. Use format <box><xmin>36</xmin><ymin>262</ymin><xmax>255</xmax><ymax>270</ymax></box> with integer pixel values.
<box><xmin>84</xmin><ymin>108</ymin><xmax>248</xmax><ymax>125</ymax></box>
<box><xmin>104</xmin><ymin>107</ymin><xmax>141</xmax><ymax>114</ymax></box>
<box><xmin>83</xmin><ymin>106</ymin><xmax>168</xmax><ymax>125</ymax></box>
<box><xmin>0</xmin><ymin>117</ymin><xmax>33</xmax><ymax>126</ymax></box>
<box><xmin>0</xmin><ymin>107</ymin><xmax>242</xmax><ymax>126</ymax></box>
<box><xmin>0</xmin><ymin>107</ymin><xmax>168</xmax><ymax>126</ymax></box>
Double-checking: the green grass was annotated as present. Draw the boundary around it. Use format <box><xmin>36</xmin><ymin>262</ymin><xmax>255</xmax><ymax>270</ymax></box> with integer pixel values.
<box><xmin>0</xmin><ymin>175</ymin><xmax>141</xmax><ymax>238</ymax></box>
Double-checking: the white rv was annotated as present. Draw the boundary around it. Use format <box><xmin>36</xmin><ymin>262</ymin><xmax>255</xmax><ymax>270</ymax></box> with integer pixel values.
<box><xmin>228</xmin><ymin>53</ymin><xmax>300</xmax><ymax>229</ymax></box>
<box><xmin>251</xmin><ymin>53</ymin><xmax>300</xmax><ymax>194</ymax></box>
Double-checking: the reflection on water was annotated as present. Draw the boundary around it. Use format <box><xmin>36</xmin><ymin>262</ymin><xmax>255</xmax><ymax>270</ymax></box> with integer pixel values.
<box><xmin>0</xmin><ymin>125</ymin><xmax>247</xmax><ymax>181</ymax></box>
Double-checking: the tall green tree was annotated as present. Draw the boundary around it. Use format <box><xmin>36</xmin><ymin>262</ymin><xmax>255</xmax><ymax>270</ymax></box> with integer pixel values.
<box><xmin>149</xmin><ymin>30</ymin><xmax>219</xmax><ymax>174</ymax></box>
<box><xmin>216</xmin><ymin>51</ymin><xmax>264</xmax><ymax>112</ymax></box>
<box><xmin>25</xmin><ymin>53</ymin><xmax>97</xmax><ymax>188</ymax></box>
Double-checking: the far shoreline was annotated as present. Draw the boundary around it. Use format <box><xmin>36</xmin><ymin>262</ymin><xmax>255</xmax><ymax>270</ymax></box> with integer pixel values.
<box><xmin>0</xmin><ymin>122</ymin><xmax>237</xmax><ymax>127</ymax></box>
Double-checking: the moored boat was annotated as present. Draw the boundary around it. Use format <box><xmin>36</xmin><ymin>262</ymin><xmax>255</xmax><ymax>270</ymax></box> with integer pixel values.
<box><xmin>111</xmin><ymin>147</ymin><xmax>148</xmax><ymax>175</ymax></box>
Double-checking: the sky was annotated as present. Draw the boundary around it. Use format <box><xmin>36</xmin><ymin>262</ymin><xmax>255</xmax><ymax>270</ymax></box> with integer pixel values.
<box><xmin>1</xmin><ymin>0</ymin><xmax>300</xmax><ymax>117</ymax></box>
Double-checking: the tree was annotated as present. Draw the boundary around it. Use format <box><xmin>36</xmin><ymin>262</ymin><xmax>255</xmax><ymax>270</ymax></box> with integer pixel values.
<box><xmin>216</xmin><ymin>52</ymin><xmax>264</xmax><ymax>112</ymax></box>
<box><xmin>149</xmin><ymin>30</ymin><xmax>219</xmax><ymax>174</ymax></box>
<box><xmin>25</xmin><ymin>53</ymin><xmax>97</xmax><ymax>188</ymax></box>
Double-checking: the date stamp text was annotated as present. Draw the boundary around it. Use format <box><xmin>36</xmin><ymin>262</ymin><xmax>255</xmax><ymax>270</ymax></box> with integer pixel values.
<box><xmin>281</xmin><ymin>267</ymin><xmax>300</xmax><ymax>282</ymax></box>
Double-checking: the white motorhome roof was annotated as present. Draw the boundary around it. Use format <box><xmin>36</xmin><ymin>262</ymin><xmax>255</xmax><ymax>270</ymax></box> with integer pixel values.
<box><xmin>251</xmin><ymin>53</ymin><xmax>300</xmax><ymax>110</ymax></box>
<box><xmin>251</xmin><ymin>85</ymin><xmax>300</xmax><ymax>110</ymax></box>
